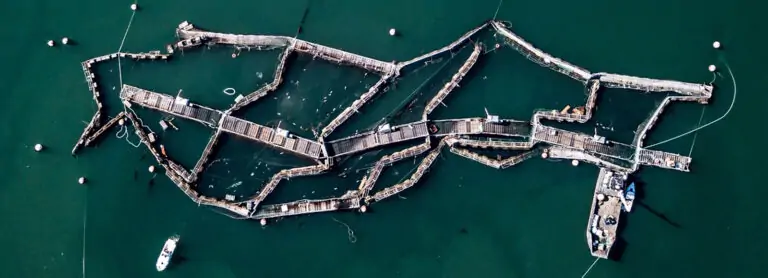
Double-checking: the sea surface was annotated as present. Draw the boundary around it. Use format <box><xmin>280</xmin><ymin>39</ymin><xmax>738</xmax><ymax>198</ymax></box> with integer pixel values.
<box><xmin>1</xmin><ymin>0</ymin><xmax>766</xmax><ymax>277</ymax></box>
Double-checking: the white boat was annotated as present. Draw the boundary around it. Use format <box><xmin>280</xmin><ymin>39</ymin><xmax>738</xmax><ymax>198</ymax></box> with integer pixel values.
<box><xmin>156</xmin><ymin>235</ymin><xmax>180</xmax><ymax>271</ymax></box>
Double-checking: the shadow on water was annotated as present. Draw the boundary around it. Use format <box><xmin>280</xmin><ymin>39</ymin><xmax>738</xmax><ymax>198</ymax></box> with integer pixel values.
<box><xmin>633</xmin><ymin>178</ymin><xmax>682</xmax><ymax>229</ymax></box>
<box><xmin>636</xmin><ymin>201</ymin><xmax>682</xmax><ymax>229</ymax></box>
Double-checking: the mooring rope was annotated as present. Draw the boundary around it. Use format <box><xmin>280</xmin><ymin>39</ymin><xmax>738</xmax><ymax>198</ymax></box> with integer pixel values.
<box><xmin>687</xmin><ymin>106</ymin><xmax>707</xmax><ymax>157</ymax></box>
<box><xmin>332</xmin><ymin>217</ymin><xmax>357</xmax><ymax>243</ymax></box>
<box><xmin>580</xmin><ymin>257</ymin><xmax>600</xmax><ymax>278</ymax></box>
<box><xmin>492</xmin><ymin>0</ymin><xmax>504</xmax><ymax>20</ymax></box>
<box><xmin>116</xmin><ymin>5</ymin><xmax>137</xmax><ymax>89</ymax></box>
<box><xmin>81</xmin><ymin>198</ymin><xmax>88</xmax><ymax>278</ymax></box>
<box><xmin>645</xmin><ymin>56</ymin><xmax>736</xmax><ymax>149</ymax></box>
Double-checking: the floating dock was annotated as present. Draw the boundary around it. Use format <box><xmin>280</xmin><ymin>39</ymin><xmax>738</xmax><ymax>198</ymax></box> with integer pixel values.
<box><xmin>177</xmin><ymin>23</ymin><xmax>398</xmax><ymax>76</ymax></box>
<box><xmin>73</xmin><ymin>20</ymin><xmax>717</xmax><ymax>259</ymax></box>
<box><xmin>228</xmin><ymin>45</ymin><xmax>294</xmax><ymax>113</ymax></box>
<box><xmin>320</xmin><ymin>74</ymin><xmax>393</xmax><ymax>138</ymax></box>
<box><xmin>397</xmin><ymin>22</ymin><xmax>489</xmax><ymax>70</ymax></box>
<box><xmin>422</xmin><ymin>44</ymin><xmax>483</xmax><ymax>120</ymax></box>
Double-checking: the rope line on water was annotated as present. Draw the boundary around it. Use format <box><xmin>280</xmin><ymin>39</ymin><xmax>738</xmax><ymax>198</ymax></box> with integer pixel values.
<box><xmin>645</xmin><ymin>56</ymin><xmax>737</xmax><ymax>149</ymax></box>
<box><xmin>492</xmin><ymin>0</ymin><xmax>504</xmax><ymax>20</ymax></box>
<box><xmin>688</xmin><ymin>106</ymin><xmax>707</xmax><ymax>157</ymax></box>
<box><xmin>332</xmin><ymin>217</ymin><xmax>357</xmax><ymax>243</ymax></box>
<box><xmin>81</xmin><ymin>202</ymin><xmax>87</xmax><ymax>278</ymax></box>
<box><xmin>580</xmin><ymin>257</ymin><xmax>600</xmax><ymax>278</ymax></box>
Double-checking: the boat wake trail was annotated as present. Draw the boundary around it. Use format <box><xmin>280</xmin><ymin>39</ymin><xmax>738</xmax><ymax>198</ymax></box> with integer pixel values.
<box><xmin>645</xmin><ymin>54</ymin><xmax>737</xmax><ymax>149</ymax></box>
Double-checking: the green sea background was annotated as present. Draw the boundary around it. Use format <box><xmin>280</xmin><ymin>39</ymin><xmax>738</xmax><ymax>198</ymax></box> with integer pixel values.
<box><xmin>1</xmin><ymin>0</ymin><xmax>765</xmax><ymax>277</ymax></box>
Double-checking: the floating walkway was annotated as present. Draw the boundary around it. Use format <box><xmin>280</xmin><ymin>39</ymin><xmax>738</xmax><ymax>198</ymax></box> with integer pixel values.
<box><xmin>397</xmin><ymin>22</ymin><xmax>489</xmax><ymax>70</ymax></box>
<box><xmin>594</xmin><ymin>73</ymin><xmax>713</xmax><ymax>98</ymax></box>
<box><xmin>545</xmin><ymin>146</ymin><xmax>629</xmax><ymax>171</ymax></box>
<box><xmin>228</xmin><ymin>44</ymin><xmax>294</xmax><ymax>113</ymax></box>
<box><xmin>72</xmin><ymin>21</ymin><xmax>717</xmax><ymax>259</ymax></box>
<box><xmin>120</xmin><ymin>85</ymin><xmax>222</xmax><ymax>127</ymax></box>
<box><xmin>328</xmin><ymin>121</ymin><xmax>430</xmax><ymax>157</ymax></box>
<box><xmin>636</xmin><ymin>149</ymin><xmax>691</xmax><ymax>172</ymax></box>
<box><xmin>177</xmin><ymin>23</ymin><xmax>397</xmax><ymax>76</ymax></box>
<box><xmin>491</xmin><ymin>21</ymin><xmax>591</xmax><ymax>83</ymax></box>
<box><xmin>320</xmin><ymin>74</ymin><xmax>393</xmax><ymax>138</ymax></box>
<box><xmin>245</xmin><ymin>163</ymin><xmax>330</xmax><ymax>211</ymax></box>
<box><xmin>219</xmin><ymin>115</ymin><xmax>324</xmax><ymax>159</ymax></box>
<box><xmin>187</xmin><ymin>130</ymin><xmax>222</xmax><ymax>183</ymax></box>
<box><xmin>251</xmin><ymin>193</ymin><xmax>361</xmax><ymax>219</ymax></box>
<box><xmin>446</xmin><ymin>137</ymin><xmax>533</xmax><ymax>150</ymax></box>
<box><xmin>359</xmin><ymin>138</ymin><xmax>432</xmax><ymax>199</ymax></box>
<box><xmin>532</xmin><ymin>125</ymin><xmax>635</xmax><ymax>161</ymax></box>
<box><xmin>121</xmin><ymin>84</ymin><xmax>324</xmax><ymax>160</ymax></box>
<box><xmin>84</xmin><ymin>112</ymin><xmax>125</xmax><ymax>147</ymax></box>
<box><xmin>367</xmin><ymin>138</ymin><xmax>447</xmax><ymax>203</ymax></box>
<box><xmin>446</xmin><ymin>139</ymin><xmax>537</xmax><ymax>169</ymax></box>
<box><xmin>422</xmin><ymin>44</ymin><xmax>483</xmax><ymax>119</ymax></box>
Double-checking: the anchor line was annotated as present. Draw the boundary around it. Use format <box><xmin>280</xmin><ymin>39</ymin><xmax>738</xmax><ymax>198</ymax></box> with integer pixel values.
<box><xmin>645</xmin><ymin>56</ymin><xmax>736</xmax><ymax>149</ymax></box>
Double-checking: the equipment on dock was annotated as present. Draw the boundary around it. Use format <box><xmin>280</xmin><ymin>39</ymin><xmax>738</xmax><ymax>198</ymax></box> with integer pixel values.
<box><xmin>484</xmin><ymin>108</ymin><xmax>501</xmax><ymax>123</ymax></box>
<box><xmin>148</xmin><ymin>132</ymin><xmax>157</xmax><ymax>143</ymax></box>
<box><xmin>225</xmin><ymin>194</ymin><xmax>235</xmax><ymax>201</ymax></box>
<box><xmin>155</xmin><ymin>235</ymin><xmax>179</xmax><ymax>272</ymax></box>
<box><xmin>160</xmin><ymin>145</ymin><xmax>167</xmax><ymax>157</ymax></box>
<box><xmin>560</xmin><ymin>105</ymin><xmax>571</xmax><ymax>114</ymax></box>
<box><xmin>34</xmin><ymin>144</ymin><xmax>43</xmax><ymax>152</ymax></box>
<box><xmin>377</xmin><ymin>123</ymin><xmax>392</xmax><ymax>133</ymax></box>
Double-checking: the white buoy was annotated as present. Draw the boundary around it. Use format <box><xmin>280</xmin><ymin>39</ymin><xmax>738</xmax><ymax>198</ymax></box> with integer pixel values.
<box><xmin>712</xmin><ymin>41</ymin><xmax>721</xmax><ymax>49</ymax></box>
<box><xmin>571</xmin><ymin>159</ymin><xmax>579</xmax><ymax>166</ymax></box>
<box><xmin>78</xmin><ymin>177</ymin><xmax>86</xmax><ymax>185</ymax></box>
<box><xmin>360</xmin><ymin>205</ymin><xmax>367</xmax><ymax>213</ymax></box>
<box><xmin>47</xmin><ymin>40</ymin><xmax>55</xmax><ymax>47</ymax></box>
<box><xmin>118</xmin><ymin>119</ymin><xmax>125</xmax><ymax>126</ymax></box>
<box><xmin>541</xmin><ymin>152</ymin><xmax>548</xmax><ymax>159</ymax></box>
<box><xmin>34</xmin><ymin>144</ymin><xmax>44</xmax><ymax>152</ymax></box>
<box><xmin>708</xmin><ymin>65</ymin><xmax>717</xmax><ymax>72</ymax></box>
<box><xmin>62</xmin><ymin>37</ymin><xmax>69</xmax><ymax>45</ymax></box>
<box><xmin>148</xmin><ymin>165</ymin><xmax>156</xmax><ymax>173</ymax></box>
<box><xmin>389</xmin><ymin>28</ymin><xmax>396</xmax><ymax>36</ymax></box>
<box><xmin>130</xmin><ymin>3</ymin><xmax>138</xmax><ymax>10</ymax></box>
<box><xmin>260</xmin><ymin>218</ymin><xmax>267</xmax><ymax>226</ymax></box>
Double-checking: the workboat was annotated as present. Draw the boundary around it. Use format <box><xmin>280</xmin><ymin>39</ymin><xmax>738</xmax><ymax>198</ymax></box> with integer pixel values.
<box><xmin>625</xmin><ymin>182</ymin><xmax>636</xmax><ymax>200</ymax></box>
<box><xmin>156</xmin><ymin>235</ymin><xmax>180</xmax><ymax>271</ymax></box>
<box><xmin>621</xmin><ymin>182</ymin><xmax>636</xmax><ymax>212</ymax></box>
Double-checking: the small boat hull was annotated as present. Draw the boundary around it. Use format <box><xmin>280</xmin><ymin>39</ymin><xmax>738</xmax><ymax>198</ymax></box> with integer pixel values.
<box><xmin>156</xmin><ymin>235</ymin><xmax>180</xmax><ymax>271</ymax></box>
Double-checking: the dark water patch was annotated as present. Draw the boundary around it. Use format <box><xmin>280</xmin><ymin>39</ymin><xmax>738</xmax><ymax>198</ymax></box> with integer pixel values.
<box><xmin>196</xmin><ymin>133</ymin><xmax>312</xmax><ymax>200</ymax></box>
<box><xmin>236</xmin><ymin>54</ymin><xmax>377</xmax><ymax>139</ymax></box>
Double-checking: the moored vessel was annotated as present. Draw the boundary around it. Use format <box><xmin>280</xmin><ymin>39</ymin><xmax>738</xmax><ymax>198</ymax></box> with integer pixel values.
<box><xmin>156</xmin><ymin>235</ymin><xmax>180</xmax><ymax>271</ymax></box>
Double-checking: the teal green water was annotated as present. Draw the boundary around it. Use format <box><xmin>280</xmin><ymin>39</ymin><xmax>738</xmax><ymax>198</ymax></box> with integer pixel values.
<box><xmin>2</xmin><ymin>0</ymin><xmax>766</xmax><ymax>277</ymax></box>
